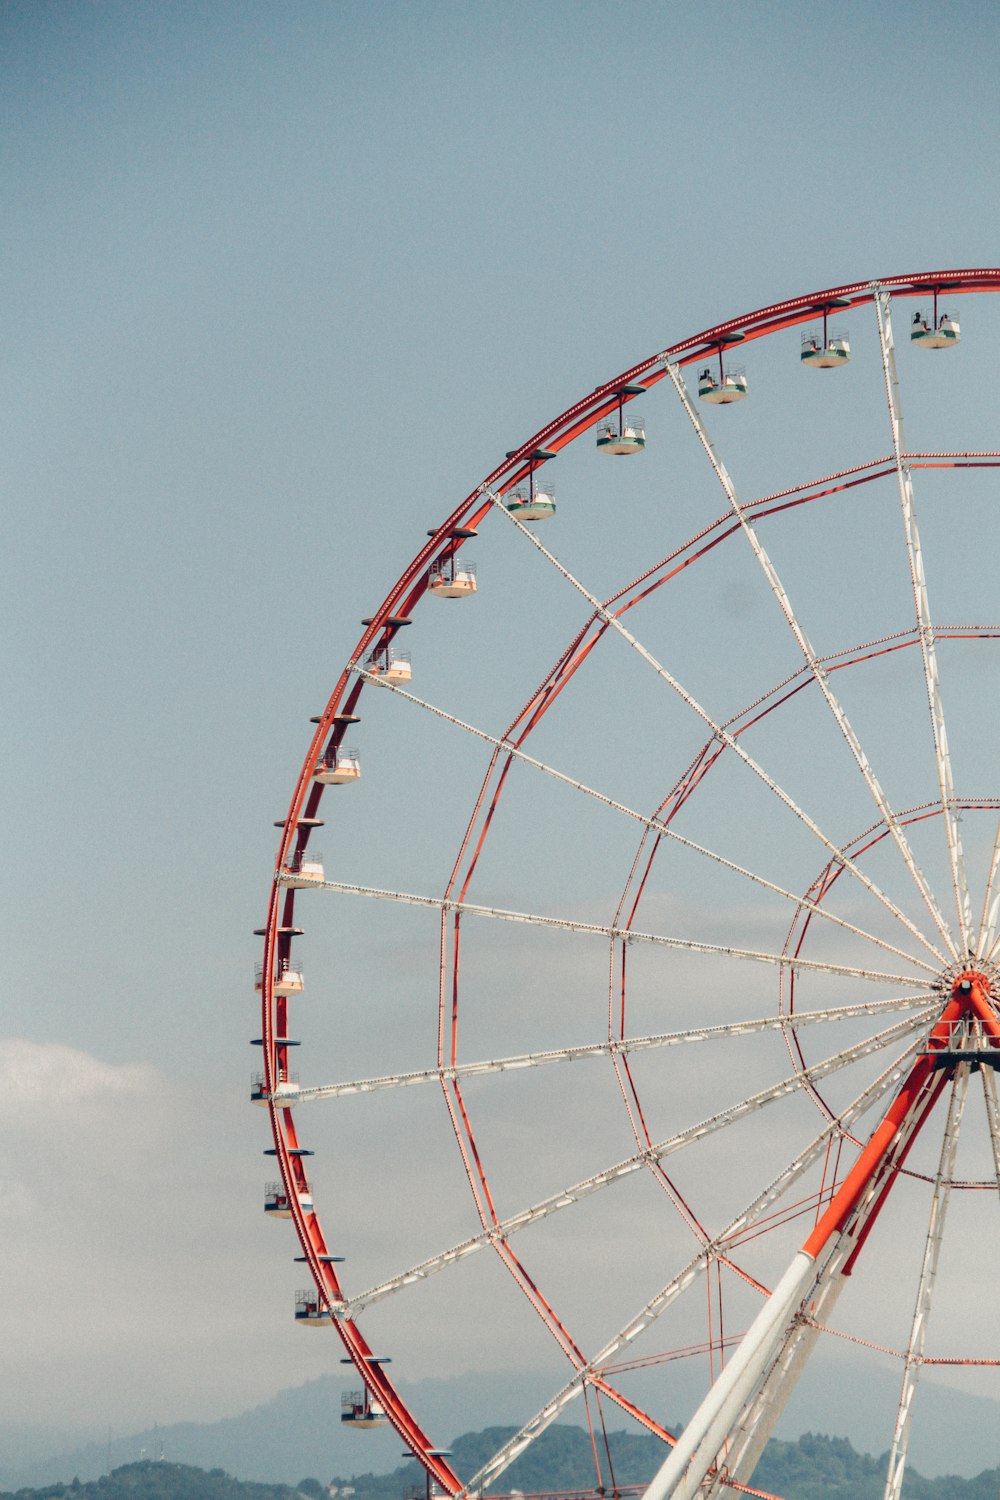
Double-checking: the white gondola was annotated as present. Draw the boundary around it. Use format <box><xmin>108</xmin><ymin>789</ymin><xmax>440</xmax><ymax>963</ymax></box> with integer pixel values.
<box><xmin>504</xmin><ymin>447</ymin><xmax>558</xmax><ymax>520</ymax></box>
<box><xmin>341</xmin><ymin>1391</ymin><xmax>388</xmax><ymax>1430</ymax></box>
<box><xmin>314</xmin><ymin>746</ymin><xmax>361</xmax><ymax>784</ymax></box>
<box><xmin>264</xmin><ymin>1180</ymin><xmax>314</xmax><ymax>1218</ymax></box>
<box><xmin>596</xmin><ymin>416</ymin><xmax>645</xmax><ymax>454</ymax></box>
<box><xmin>296</xmin><ymin>1288</ymin><xmax>340</xmax><ymax>1326</ymax></box>
<box><xmin>270</xmin><ymin>958</ymin><xmax>305</xmax><ymax>996</ymax></box>
<box><xmin>280</xmin><ymin>852</ymin><xmax>324</xmax><ymax>887</ymax></box>
<box><xmin>255</xmin><ymin>958</ymin><xmax>305</xmax><ymax>995</ymax></box>
<box><xmin>295</xmin><ymin>1292</ymin><xmax>327</xmax><ymax>1327</ymax></box>
<box><xmin>800</xmin><ymin>330</ymin><xmax>850</xmax><ymax>368</ymax></box>
<box><xmin>698</xmin><ymin>367</ymin><xmax>748</xmax><ymax>404</ymax></box>
<box><xmin>505</xmin><ymin>485</ymin><xmax>555</xmax><ymax>521</ymax></box>
<box><xmin>251</xmin><ymin>1071</ymin><xmax>300</xmax><ymax>1106</ymax></box>
<box><xmin>365</xmin><ymin>647</ymin><xmax>411</xmax><ymax>684</ymax></box>
<box><xmin>911</xmin><ymin>312</ymin><xmax>961</xmax><ymax>349</ymax></box>
<box><xmin>427</xmin><ymin>558</ymin><xmax>477</xmax><ymax>598</ymax></box>
<box><xmin>801</xmin><ymin>295</ymin><xmax>852</xmax><ymax>369</ymax></box>
<box><xmin>273</xmin><ymin>960</ymin><xmax>304</xmax><ymax>995</ymax></box>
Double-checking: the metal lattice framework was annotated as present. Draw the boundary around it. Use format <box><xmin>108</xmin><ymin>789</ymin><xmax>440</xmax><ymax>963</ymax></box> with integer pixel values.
<box><xmin>256</xmin><ymin>270</ymin><xmax>1000</xmax><ymax>1500</ymax></box>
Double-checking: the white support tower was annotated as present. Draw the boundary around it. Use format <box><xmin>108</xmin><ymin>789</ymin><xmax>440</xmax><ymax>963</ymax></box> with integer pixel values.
<box><xmin>882</xmin><ymin>1066</ymin><xmax>969</xmax><ymax>1500</ymax></box>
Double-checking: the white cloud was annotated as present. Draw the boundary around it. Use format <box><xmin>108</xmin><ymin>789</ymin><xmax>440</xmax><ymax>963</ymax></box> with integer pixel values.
<box><xmin>0</xmin><ymin>1038</ymin><xmax>160</xmax><ymax>1115</ymax></box>
<box><xmin>0</xmin><ymin>1038</ymin><xmax>311</xmax><ymax>1428</ymax></box>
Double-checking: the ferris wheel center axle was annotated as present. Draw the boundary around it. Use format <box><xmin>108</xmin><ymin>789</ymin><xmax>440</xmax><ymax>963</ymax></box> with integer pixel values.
<box><xmin>952</xmin><ymin>968</ymin><xmax>990</xmax><ymax>991</ymax></box>
<box><xmin>944</xmin><ymin>967</ymin><xmax>996</xmax><ymax>1015</ymax></box>
<box><xmin>924</xmin><ymin>969</ymin><xmax>1000</xmax><ymax>1066</ymax></box>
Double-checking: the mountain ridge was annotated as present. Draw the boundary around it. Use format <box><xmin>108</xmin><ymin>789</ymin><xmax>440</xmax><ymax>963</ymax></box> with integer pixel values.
<box><xmin>4</xmin><ymin>1432</ymin><xmax>1000</xmax><ymax>1500</ymax></box>
<box><xmin>2</xmin><ymin>1367</ymin><xmax>996</xmax><ymax>1492</ymax></box>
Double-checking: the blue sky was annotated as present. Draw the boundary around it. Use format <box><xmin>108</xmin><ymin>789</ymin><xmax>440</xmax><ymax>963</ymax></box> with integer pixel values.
<box><xmin>3</xmin><ymin>0</ymin><xmax>1000</xmax><ymax>1480</ymax></box>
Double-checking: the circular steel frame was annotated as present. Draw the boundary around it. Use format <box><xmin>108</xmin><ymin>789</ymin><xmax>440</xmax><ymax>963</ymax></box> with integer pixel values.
<box><xmin>258</xmin><ymin>270</ymin><xmax>1000</xmax><ymax>1500</ymax></box>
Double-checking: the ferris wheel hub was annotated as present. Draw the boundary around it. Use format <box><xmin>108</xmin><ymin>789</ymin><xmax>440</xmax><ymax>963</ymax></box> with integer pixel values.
<box><xmin>936</xmin><ymin>960</ymin><xmax>999</xmax><ymax>1001</ymax></box>
<box><xmin>925</xmin><ymin>969</ymin><xmax>1000</xmax><ymax>1069</ymax></box>
<box><xmin>949</xmin><ymin>967</ymin><xmax>993</xmax><ymax>1001</ymax></box>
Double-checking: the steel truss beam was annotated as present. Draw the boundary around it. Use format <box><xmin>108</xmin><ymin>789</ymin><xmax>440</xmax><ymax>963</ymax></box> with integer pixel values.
<box><xmin>873</xmin><ymin>290</ymin><xmax>972</xmax><ymax>954</ymax></box>
<box><xmin>460</xmin><ymin>1033</ymin><xmax>928</xmax><ymax>1499</ymax></box>
<box><xmin>300</xmin><ymin>875</ymin><xmax>937</xmax><ymax>989</ymax></box>
<box><xmin>338</xmin><ymin>1012</ymin><xmax>928</xmax><ymax>1321</ymax></box>
<box><xmin>702</xmin><ymin>1067</ymin><xmax>942</xmax><ymax>1500</ymax></box>
<box><xmin>292</xmin><ymin>997</ymin><xmax>932</xmax><ymax>1102</ymax></box>
<box><xmin>488</xmin><ymin>493</ymin><xmax>947</xmax><ymax>968</ymax></box>
<box><xmin>975</xmin><ymin>816</ymin><xmax>1000</xmax><ymax>961</ymax></box>
<box><xmin>982</xmin><ymin>1064</ymin><xmax>1000</xmax><ymax>1192</ymax></box>
<box><xmin>665</xmin><ymin>352</ymin><xmax>956</xmax><ymax>965</ymax></box>
<box><xmin>882</xmin><ymin>1066</ymin><xmax>970</xmax><ymax>1500</ymax></box>
<box><xmin>351</xmin><ymin>668</ymin><xmax>936</xmax><ymax>976</ymax></box>
<box><xmin>641</xmin><ymin>974</ymin><xmax>1000</xmax><ymax>1500</ymax></box>
<box><xmin>649</xmin><ymin>1066</ymin><xmax>944</xmax><ymax>1500</ymax></box>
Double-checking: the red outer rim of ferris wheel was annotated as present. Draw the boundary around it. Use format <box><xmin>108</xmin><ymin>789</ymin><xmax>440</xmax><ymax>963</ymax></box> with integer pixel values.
<box><xmin>258</xmin><ymin>268</ymin><xmax>1000</xmax><ymax>1497</ymax></box>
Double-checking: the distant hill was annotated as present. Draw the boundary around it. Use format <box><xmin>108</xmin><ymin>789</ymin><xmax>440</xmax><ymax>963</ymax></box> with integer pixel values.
<box><xmin>329</xmin><ymin>1426</ymin><xmax>1000</xmax><ymax>1500</ymax></box>
<box><xmin>2</xmin><ymin>1365</ymin><xmax>997</xmax><ymax>1492</ymax></box>
<box><xmin>755</xmin><ymin>1433</ymin><xmax>1000</xmax><ymax>1500</ymax></box>
<box><xmin>4</xmin><ymin>1433</ymin><xmax>1000</xmax><ymax>1500</ymax></box>
<box><xmin>0</xmin><ymin>1459</ymin><xmax>302</xmax><ymax>1500</ymax></box>
<box><xmin>0</xmin><ymin>1372</ymin><xmax>553</xmax><ymax>1491</ymax></box>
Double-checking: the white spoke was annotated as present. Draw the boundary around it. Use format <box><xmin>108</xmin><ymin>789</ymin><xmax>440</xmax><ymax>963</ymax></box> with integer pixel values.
<box><xmin>461</xmin><ymin>1030</ymin><xmax>930</xmax><ymax>1498</ymax></box>
<box><xmin>665</xmin><ymin>357</ymin><xmax>958</xmax><ymax>965</ymax></box>
<box><xmin>291</xmin><ymin>997</ymin><xmax>934</xmax><ymax>1101</ymax></box>
<box><xmin>985</xmin><ymin>925</ymin><xmax>1000</xmax><ymax>968</ymax></box>
<box><xmin>980</xmin><ymin>1066</ymin><xmax>1000</xmax><ymax>1196</ymax></box>
<box><xmin>352</xmin><ymin>668</ymin><xmax>938</xmax><ymax>975</ymax></box>
<box><xmin>975</xmin><ymin>814</ymin><xmax>1000</xmax><ymax>961</ymax></box>
<box><xmin>299</xmin><ymin>876</ymin><xmax>940</xmax><ymax>989</ymax></box>
<box><xmin>883</xmin><ymin>1067</ymin><xmax>969</xmax><ymax>1500</ymax></box>
<box><xmin>335</xmin><ymin>1011</ymin><xmax>935</xmax><ymax>1319</ymax></box>
<box><xmin>486</xmin><ymin>493</ymin><xmax>948</xmax><ymax>968</ymax></box>
<box><xmin>874</xmin><ymin>288</ymin><xmax>972</xmax><ymax>955</ymax></box>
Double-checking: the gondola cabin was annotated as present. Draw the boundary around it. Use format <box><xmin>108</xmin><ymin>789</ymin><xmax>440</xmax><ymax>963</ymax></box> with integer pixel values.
<box><xmin>341</xmin><ymin>1391</ymin><xmax>389</xmax><ymax>1430</ymax></box>
<box><xmin>264</xmin><ymin>1180</ymin><xmax>314</xmax><ymax>1217</ymax></box>
<box><xmin>800</xmin><ymin>331</ymin><xmax>850</xmax><ymax>368</ymax></box>
<box><xmin>596</xmin><ymin>381</ymin><xmax>646</xmax><ymax>452</ymax></box>
<box><xmin>295</xmin><ymin>1289</ymin><xmax>334</xmax><ymax>1327</ymax></box>
<box><xmin>255</xmin><ymin>959</ymin><xmax>305</xmax><ymax>996</ymax></box>
<box><xmin>698</xmin><ymin>334</ymin><xmax>747</xmax><ymax>403</ymax></box>
<box><xmin>427</xmin><ymin>558</ymin><xmax>477</xmax><ymax>598</ymax></box>
<box><xmin>272</xmin><ymin>958</ymin><xmax>305</xmax><ymax>996</ymax></box>
<box><xmin>314</xmin><ymin>747</ymin><xmax>361</xmax><ymax>784</ymax></box>
<box><xmin>365</xmin><ymin>647</ymin><xmax>412</xmax><ymax>684</ymax></box>
<box><xmin>505</xmin><ymin>485</ymin><xmax>555</xmax><ymax>521</ymax></box>
<box><xmin>911</xmin><ymin>312</ymin><xmax>960</xmax><ymax>349</ymax></box>
<box><xmin>250</xmin><ymin>1070</ymin><xmax>300</xmax><ymax>1106</ymax></box>
<box><xmin>596</xmin><ymin>416</ymin><xmax>645</xmax><ymax>454</ymax></box>
<box><xmin>698</xmin><ymin>367</ymin><xmax>748</xmax><ymax>404</ymax></box>
<box><xmin>281</xmin><ymin>852</ymin><xmax>324</xmax><ymax>887</ymax></box>
<box><xmin>801</xmin><ymin>296</ymin><xmax>852</xmax><ymax>368</ymax></box>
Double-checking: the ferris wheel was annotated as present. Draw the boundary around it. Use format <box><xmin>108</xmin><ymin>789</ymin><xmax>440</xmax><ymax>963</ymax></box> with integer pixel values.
<box><xmin>255</xmin><ymin>270</ymin><xmax>1000</xmax><ymax>1500</ymax></box>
